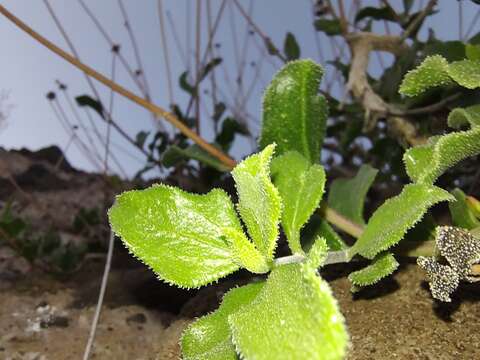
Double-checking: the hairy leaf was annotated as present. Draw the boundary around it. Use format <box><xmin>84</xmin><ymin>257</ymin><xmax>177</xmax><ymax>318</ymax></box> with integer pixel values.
<box><xmin>403</xmin><ymin>126</ymin><xmax>480</xmax><ymax>184</ymax></box>
<box><xmin>352</xmin><ymin>184</ymin><xmax>454</xmax><ymax>259</ymax></box>
<box><xmin>399</xmin><ymin>55</ymin><xmax>452</xmax><ymax>96</ymax></box>
<box><xmin>162</xmin><ymin>144</ymin><xmax>230</xmax><ymax>172</ymax></box>
<box><xmin>348</xmin><ymin>252</ymin><xmax>399</xmax><ymax>292</ymax></box>
<box><xmin>447</xmin><ymin>59</ymin><xmax>480</xmax><ymax>89</ymax></box>
<box><xmin>328</xmin><ymin>164</ymin><xmax>378</xmax><ymax>225</ymax></box>
<box><xmin>222</xmin><ymin>227</ymin><xmax>270</xmax><ymax>274</ymax></box>
<box><xmin>260</xmin><ymin>60</ymin><xmax>328</xmax><ymax>163</ymax></box>
<box><xmin>306</xmin><ymin>236</ymin><xmax>328</xmax><ymax>269</ymax></box>
<box><xmin>283</xmin><ymin>32</ymin><xmax>300</xmax><ymax>61</ymax></box>
<box><xmin>232</xmin><ymin>145</ymin><xmax>281</xmax><ymax>261</ymax></box>
<box><xmin>271</xmin><ymin>151</ymin><xmax>326</xmax><ymax>254</ymax></box>
<box><xmin>449</xmin><ymin>188</ymin><xmax>480</xmax><ymax>230</ymax></box>
<box><xmin>109</xmin><ymin>185</ymin><xmax>242</xmax><ymax>288</ymax></box>
<box><xmin>230</xmin><ymin>263</ymin><xmax>348</xmax><ymax>360</ymax></box>
<box><xmin>181</xmin><ymin>282</ymin><xmax>264</xmax><ymax>360</ymax></box>
<box><xmin>448</xmin><ymin>104</ymin><xmax>480</xmax><ymax>129</ymax></box>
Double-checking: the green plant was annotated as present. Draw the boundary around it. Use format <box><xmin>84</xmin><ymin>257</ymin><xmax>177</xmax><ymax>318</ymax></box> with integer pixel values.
<box><xmin>109</xmin><ymin>58</ymin><xmax>480</xmax><ymax>359</ymax></box>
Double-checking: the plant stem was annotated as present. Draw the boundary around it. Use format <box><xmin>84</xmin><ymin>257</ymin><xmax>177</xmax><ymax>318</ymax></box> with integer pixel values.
<box><xmin>321</xmin><ymin>205</ymin><xmax>364</xmax><ymax>238</ymax></box>
<box><xmin>274</xmin><ymin>254</ymin><xmax>305</xmax><ymax>266</ymax></box>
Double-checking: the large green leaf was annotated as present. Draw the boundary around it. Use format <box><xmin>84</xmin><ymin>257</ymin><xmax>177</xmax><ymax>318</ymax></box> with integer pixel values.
<box><xmin>181</xmin><ymin>282</ymin><xmax>264</xmax><ymax>360</ymax></box>
<box><xmin>108</xmin><ymin>185</ymin><xmax>242</xmax><ymax>288</ymax></box>
<box><xmin>449</xmin><ymin>188</ymin><xmax>480</xmax><ymax>230</ymax></box>
<box><xmin>271</xmin><ymin>151</ymin><xmax>326</xmax><ymax>254</ymax></box>
<box><xmin>348</xmin><ymin>252</ymin><xmax>399</xmax><ymax>292</ymax></box>
<box><xmin>327</xmin><ymin>164</ymin><xmax>378</xmax><ymax>225</ymax></box>
<box><xmin>259</xmin><ymin>60</ymin><xmax>328</xmax><ymax>163</ymax></box>
<box><xmin>447</xmin><ymin>59</ymin><xmax>480</xmax><ymax>89</ymax></box>
<box><xmin>232</xmin><ymin>144</ymin><xmax>281</xmax><ymax>261</ymax></box>
<box><xmin>230</xmin><ymin>263</ymin><xmax>348</xmax><ymax>360</ymax></box>
<box><xmin>448</xmin><ymin>104</ymin><xmax>480</xmax><ymax>129</ymax></box>
<box><xmin>351</xmin><ymin>183</ymin><xmax>454</xmax><ymax>259</ymax></box>
<box><xmin>399</xmin><ymin>55</ymin><xmax>452</xmax><ymax>97</ymax></box>
<box><xmin>403</xmin><ymin>126</ymin><xmax>480</xmax><ymax>184</ymax></box>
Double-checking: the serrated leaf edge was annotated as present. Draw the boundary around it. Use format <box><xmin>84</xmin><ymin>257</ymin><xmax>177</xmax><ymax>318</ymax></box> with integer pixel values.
<box><xmin>109</xmin><ymin>184</ymin><xmax>242</xmax><ymax>289</ymax></box>
<box><xmin>348</xmin><ymin>252</ymin><xmax>399</xmax><ymax>292</ymax></box>
<box><xmin>403</xmin><ymin>125</ymin><xmax>480</xmax><ymax>184</ymax></box>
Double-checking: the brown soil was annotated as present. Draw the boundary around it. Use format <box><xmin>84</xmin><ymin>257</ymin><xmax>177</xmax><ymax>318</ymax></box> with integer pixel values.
<box><xmin>1</xmin><ymin>254</ymin><xmax>479</xmax><ymax>360</ymax></box>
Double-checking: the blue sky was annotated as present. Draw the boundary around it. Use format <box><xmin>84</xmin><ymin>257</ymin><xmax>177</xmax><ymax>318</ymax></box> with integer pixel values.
<box><xmin>0</xmin><ymin>0</ymin><xmax>478</xmax><ymax>177</ymax></box>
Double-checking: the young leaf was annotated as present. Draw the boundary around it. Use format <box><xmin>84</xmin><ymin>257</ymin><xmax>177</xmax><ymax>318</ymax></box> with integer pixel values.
<box><xmin>232</xmin><ymin>144</ymin><xmax>281</xmax><ymax>261</ymax></box>
<box><xmin>466</xmin><ymin>44</ymin><xmax>480</xmax><ymax>61</ymax></box>
<box><xmin>314</xmin><ymin>19</ymin><xmax>343</xmax><ymax>35</ymax></box>
<box><xmin>283</xmin><ymin>32</ymin><xmax>301</xmax><ymax>61</ymax></box>
<box><xmin>327</xmin><ymin>164</ymin><xmax>378</xmax><ymax>225</ymax></box>
<box><xmin>75</xmin><ymin>95</ymin><xmax>105</xmax><ymax>119</ymax></box>
<box><xmin>181</xmin><ymin>282</ymin><xmax>264</xmax><ymax>360</ymax></box>
<box><xmin>108</xmin><ymin>185</ymin><xmax>243</xmax><ymax>288</ymax></box>
<box><xmin>259</xmin><ymin>60</ymin><xmax>328</xmax><ymax>163</ymax></box>
<box><xmin>354</xmin><ymin>6</ymin><xmax>396</xmax><ymax>23</ymax></box>
<box><xmin>448</xmin><ymin>104</ymin><xmax>480</xmax><ymax>128</ymax></box>
<box><xmin>351</xmin><ymin>183</ymin><xmax>454</xmax><ymax>259</ymax></box>
<box><xmin>216</xmin><ymin>117</ymin><xmax>249</xmax><ymax>152</ymax></box>
<box><xmin>403</xmin><ymin>126</ymin><xmax>480</xmax><ymax>184</ymax></box>
<box><xmin>271</xmin><ymin>151</ymin><xmax>326</xmax><ymax>254</ymax></box>
<box><xmin>399</xmin><ymin>55</ymin><xmax>452</xmax><ymax>97</ymax></box>
<box><xmin>306</xmin><ymin>236</ymin><xmax>329</xmax><ymax>269</ymax></box>
<box><xmin>449</xmin><ymin>188</ymin><xmax>480</xmax><ymax>230</ymax></box>
<box><xmin>230</xmin><ymin>263</ymin><xmax>348</xmax><ymax>360</ymax></box>
<box><xmin>348</xmin><ymin>252</ymin><xmax>399</xmax><ymax>292</ymax></box>
<box><xmin>179</xmin><ymin>71</ymin><xmax>196</xmax><ymax>96</ymax></box>
<box><xmin>222</xmin><ymin>227</ymin><xmax>270</xmax><ymax>274</ymax></box>
<box><xmin>162</xmin><ymin>144</ymin><xmax>230</xmax><ymax>172</ymax></box>
<box><xmin>200</xmin><ymin>57</ymin><xmax>222</xmax><ymax>80</ymax></box>
<box><xmin>135</xmin><ymin>131</ymin><xmax>149</xmax><ymax>149</ymax></box>
<box><xmin>447</xmin><ymin>59</ymin><xmax>480</xmax><ymax>89</ymax></box>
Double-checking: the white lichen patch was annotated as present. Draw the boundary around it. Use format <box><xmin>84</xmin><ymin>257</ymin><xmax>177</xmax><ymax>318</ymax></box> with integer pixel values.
<box><xmin>417</xmin><ymin>226</ymin><xmax>480</xmax><ymax>302</ymax></box>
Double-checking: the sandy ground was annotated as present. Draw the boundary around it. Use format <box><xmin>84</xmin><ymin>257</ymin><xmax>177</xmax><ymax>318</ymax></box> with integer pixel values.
<box><xmin>1</xmin><ymin>255</ymin><xmax>479</xmax><ymax>360</ymax></box>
